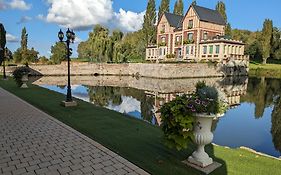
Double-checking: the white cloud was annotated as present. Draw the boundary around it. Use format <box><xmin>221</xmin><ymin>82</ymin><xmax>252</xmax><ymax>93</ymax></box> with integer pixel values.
<box><xmin>9</xmin><ymin>0</ymin><xmax>31</xmax><ymax>10</ymax></box>
<box><xmin>40</xmin><ymin>0</ymin><xmax>144</xmax><ymax>32</ymax></box>
<box><xmin>17</xmin><ymin>16</ymin><xmax>32</xmax><ymax>24</ymax></box>
<box><xmin>0</xmin><ymin>0</ymin><xmax>7</xmax><ymax>10</ymax></box>
<box><xmin>6</xmin><ymin>33</ymin><xmax>18</xmax><ymax>42</ymax></box>
<box><xmin>114</xmin><ymin>9</ymin><xmax>145</xmax><ymax>32</ymax></box>
<box><xmin>45</xmin><ymin>0</ymin><xmax>113</xmax><ymax>30</ymax></box>
<box><xmin>108</xmin><ymin>96</ymin><xmax>141</xmax><ymax>114</ymax></box>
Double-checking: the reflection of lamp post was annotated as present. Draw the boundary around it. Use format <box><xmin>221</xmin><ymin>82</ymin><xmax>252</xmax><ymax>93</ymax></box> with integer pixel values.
<box><xmin>58</xmin><ymin>28</ymin><xmax>77</xmax><ymax>107</ymax></box>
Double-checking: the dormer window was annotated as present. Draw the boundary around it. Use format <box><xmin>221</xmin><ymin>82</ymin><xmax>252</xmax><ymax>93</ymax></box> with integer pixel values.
<box><xmin>188</xmin><ymin>20</ymin><xmax>193</xmax><ymax>29</ymax></box>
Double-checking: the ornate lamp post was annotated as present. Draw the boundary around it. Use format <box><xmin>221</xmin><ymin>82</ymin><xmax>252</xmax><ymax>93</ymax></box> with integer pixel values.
<box><xmin>58</xmin><ymin>28</ymin><xmax>77</xmax><ymax>107</ymax></box>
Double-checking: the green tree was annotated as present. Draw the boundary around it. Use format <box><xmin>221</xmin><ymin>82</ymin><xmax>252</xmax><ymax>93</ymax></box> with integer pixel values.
<box><xmin>50</xmin><ymin>42</ymin><xmax>67</xmax><ymax>64</ymax></box>
<box><xmin>261</xmin><ymin>19</ymin><xmax>273</xmax><ymax>64</ymax></box>
<box><xmin>215</xmin><ymin>1</ymin><xmax>231</xmax><ymax>36</ymax></box>
<box><xmin>4</xmin><ymin>47</ymin><xmax>13</xmax><ymax>61</ymax></box>
<box><xmin>173</xmin><ymin>0</ymin><xmax>184</xmax><ymax>16</ymax></box>
<box><xmin>38</xmin><ymin>56</ymin><xmax>49</xmax><ymax>64</ymax></box>
<box><xmin>143</xmin><ymin>0</ymin><xmax>156</xmax><ymax>45</ymax></box>
<box><xmin>271</xmin><ymin>27</ymin><xmax>281</xmax><ymax>60</ymax></box>
<box><xmin>158</xmin><ymin>0</ymin><xmax>170</xmax><ymax>21</ymax></box>
<box><xmin>77</xmin><ymin>41</ymin><xmax>91</xmax><ymax>60</ymax></box>
<box><xmin>13</xmin><ymin>48</ymin><xmax>22</xmax><ymax>63</ymax></box>
<box><xmin>21</xmin><ymin>27</ymin><xmax>28</xmax><ymax>51</ymax></box>
<box><xmin>107</xmin><ymin>30</ymin><xmax>123</xmax><ymax>62</ymax></box>
<box><xmin>23</xmin><ymin>47</ymin><xmax>39</xmax><ymax>63</ymax></box>
<box><xmin>0</xmin><ymin>23</ymin><xmax>6</xmax><ymax>66</ymax></box>
<box><xmin>191</xmin><ymin>0</ymin><xmax>197</xmax><ymax>5</ymax></box>
<box><xmin>216</xmin><ymin>1</ymin><xmax>227</xmax><ymax>22</ymax></box>
<box><xmin>271</xmin><ymin>98</ymin><xmax>281</xmax><ymax>153</ymax></box>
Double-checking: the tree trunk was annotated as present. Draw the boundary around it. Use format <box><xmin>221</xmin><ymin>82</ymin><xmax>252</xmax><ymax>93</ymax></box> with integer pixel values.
<box><xmin>262</xmin><ymin>58</ymin><xmax>267</xmax><ymax>64</ymax></box>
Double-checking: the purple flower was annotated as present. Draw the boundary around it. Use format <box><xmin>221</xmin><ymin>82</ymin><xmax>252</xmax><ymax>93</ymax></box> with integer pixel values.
<box><xmin>191</xmin><ymin>108</ymin><xmax>196</xmax><ymax>112</ymax></box>
<box><xmin>195</xmin><ymin>99</ymin><xmax>201</xmax><ymax>104</ymax></box>
<box><xmin>187</xmin><ymin>103</ymin><xmax>193</xmax><ymax>109</ymax></box>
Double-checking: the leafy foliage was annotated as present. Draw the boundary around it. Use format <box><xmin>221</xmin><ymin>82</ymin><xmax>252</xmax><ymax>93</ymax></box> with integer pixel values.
<box><xmin>0</xmin><ymin>23</ymin><xmax>6</xmax><ymax>66</ymax></box>
<box><xmin>261</xmin><ymin>19</ymin><xmax>273</xmax><ymax>64</ymax></box>
<box><xmin>50</xmin><ymin>42</ymin><xmax>67</xmax><ymax>64</ymax></box>
<box><xmin>160</xmin><ymin>82</ymin><xmax>228</xmax><ymax>150</ymax></box>
<box><xmin>143</xmin><ymin>0</ymin><xmax>156</xmax><ymax>45</ymax></box>
<box><xmin>158</xmin><ymin>0</ymin><xmax>170</xmax><ymax>21</ymax></box>
<box><xmin>12</xmin><ymin>27</ymin><xmax>39</xmax><ymax>64</ymax></box>
<box><xmin>173</xmin><ymin>0</ymin><xmax>184</xmax><ymax>16</ymax></box>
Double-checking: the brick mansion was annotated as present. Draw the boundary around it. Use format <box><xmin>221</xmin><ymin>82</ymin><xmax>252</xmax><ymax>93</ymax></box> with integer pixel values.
<box><xmin>146</xmin><ymin>4</ymin><xmax>249</xmax><ymax>64</ymax></box>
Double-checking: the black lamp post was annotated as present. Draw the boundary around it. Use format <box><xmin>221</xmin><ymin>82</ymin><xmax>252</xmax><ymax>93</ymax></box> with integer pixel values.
<box><xmin>58</xmin><ymin>28</ymin><xmax>77</xmax><ymax>106</ymax></box>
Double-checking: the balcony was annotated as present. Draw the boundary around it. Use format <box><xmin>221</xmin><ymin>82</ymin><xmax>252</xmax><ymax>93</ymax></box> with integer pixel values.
<box><xmin>183</xmin><ymin>39</ymin><xmax>194</xmax><ymax>45</ymax></box>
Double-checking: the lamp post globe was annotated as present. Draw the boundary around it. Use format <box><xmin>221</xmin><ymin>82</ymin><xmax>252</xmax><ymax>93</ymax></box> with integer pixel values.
<box><xmin>58</xmin><ymin>29</ymin><xmax>64</xmax><ymax>42</ymax></box>
<box><xmin>66</xmin><ymin>28</ymin><xmax>72</xmax><ymax>41</ymax></box>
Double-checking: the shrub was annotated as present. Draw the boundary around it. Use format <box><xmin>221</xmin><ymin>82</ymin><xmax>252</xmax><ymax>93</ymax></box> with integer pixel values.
<box><xmin>160</xmin><ymin>82</ymin><xmax>228</xmax><ymax>150</ymax></box>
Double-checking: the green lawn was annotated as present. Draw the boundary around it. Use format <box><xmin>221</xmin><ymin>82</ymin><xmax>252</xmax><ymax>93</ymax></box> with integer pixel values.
<box><xmin>1</xmin><ymin>77</ymin><xmax>281</xmax><ymax>175</ymax></box>
<box><xmin>249</xmin><ymin>62</ymin><xmax>281</xmax><ymax>78</ymax></box>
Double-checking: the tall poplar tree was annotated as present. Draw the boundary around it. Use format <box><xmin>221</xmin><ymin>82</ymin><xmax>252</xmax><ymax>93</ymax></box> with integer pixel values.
<box><xmin>158</xmin><ymin>0</ymin><xmax>170</xmax><ymax>22</ymax></box>
<box><xmin>173</xmin><ymin>0</ymin><xmax>184</xmax><ymax>16</ymax></box>
<box><xmin>191</xmin><ymin>0</ymin><xmax>197</xmax><ymax>6</ymax></box>
<box><xmin>21</xmin><ymin>27</ymin><xmax>28</xmax><ymax>51</ymax></box>
<box><xmin>261</xmin><ymin>19</ymin><xmax>273</xmax><ymax>64</ymax></box>
<box><xmin>143</xmin><ymin>0</ymin><xmax>156</xmax><ymax>45</ymax></box>
<box><xmin>216</xmin><ymin>1</ymin><xmax>231</xmax><ymax>36</ymax></box>
<box><xmin>0</xmin><ymin>23</ymin><xmax>6</xmax><ymax>66</ymax></box>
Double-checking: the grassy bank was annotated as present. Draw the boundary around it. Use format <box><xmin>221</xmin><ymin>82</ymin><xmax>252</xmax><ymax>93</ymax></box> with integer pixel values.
<box><xmin>1</xmin><ymin>77</ymin><xmax>281</xmax><ymax>175</ymax></box>
<box><xmin>249</xmin><ymin>62</ymin><xmax>281</xmax><ymax>78</ymax></box>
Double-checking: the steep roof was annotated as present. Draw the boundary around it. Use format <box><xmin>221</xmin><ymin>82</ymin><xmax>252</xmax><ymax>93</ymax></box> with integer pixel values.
<box><xmin>192</xmin><ymin>5</ymin><xmax>226</xmax><ymax>25</ymax></box>
<box><xmin>163</xmin><ymin>12</ymin><xmax>183</xmax><ymax>28</ymax></box>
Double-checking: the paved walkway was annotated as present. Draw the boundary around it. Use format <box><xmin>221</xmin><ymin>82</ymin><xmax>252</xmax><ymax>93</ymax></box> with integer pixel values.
<box><xmin>0</xmin><ymin>88</ymin><xmax>149</xmax><ymax>175</ymax></box>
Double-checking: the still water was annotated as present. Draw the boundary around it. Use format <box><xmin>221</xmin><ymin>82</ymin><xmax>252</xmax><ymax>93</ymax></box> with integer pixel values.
<box><xmin>35</xmin><ymin>76</ymin><xmax>281</xmax><ymax>158</ymax></box>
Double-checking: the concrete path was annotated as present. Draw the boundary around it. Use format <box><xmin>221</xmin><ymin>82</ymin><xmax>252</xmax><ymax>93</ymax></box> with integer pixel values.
<box><xmin>0</xmin><ymin>88</ymin><xmax>149</xmax><ymax>175</ymax></box>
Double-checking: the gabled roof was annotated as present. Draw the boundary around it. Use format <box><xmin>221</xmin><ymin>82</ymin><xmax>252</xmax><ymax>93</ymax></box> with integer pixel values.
<box><xmin>163</xmin><ymin>12</ymin><xmax>183</xmax><ymax>28</ymax></box>
<box><xmin>192</xmin><ymin>5</ymin><xmax>226</xmax><ymax>25</ymax></box>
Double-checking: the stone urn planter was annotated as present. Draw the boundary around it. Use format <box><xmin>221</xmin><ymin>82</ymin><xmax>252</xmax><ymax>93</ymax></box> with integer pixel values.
<box><xmin>20</xmin><ymin>74</ymin><xmax>28</xmax><ymax>88</ymax></box>
<box><xmin>188</xmin><ymin>113</ymin><xmax>216</xmax><ymax>167</ymax></box>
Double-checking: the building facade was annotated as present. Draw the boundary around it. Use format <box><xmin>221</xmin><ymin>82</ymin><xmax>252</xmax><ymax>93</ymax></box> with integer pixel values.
<box><xmin>146</xmin><ymin>5</ymin><xmax>249</xmax><ymax>63</ymax></box>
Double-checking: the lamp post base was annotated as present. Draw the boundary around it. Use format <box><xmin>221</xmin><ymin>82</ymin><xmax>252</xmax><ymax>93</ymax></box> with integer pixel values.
<box><xmin>61</xmin><ymin>100</ymin><xmax>77</xmax><ymax>107</ymax></box>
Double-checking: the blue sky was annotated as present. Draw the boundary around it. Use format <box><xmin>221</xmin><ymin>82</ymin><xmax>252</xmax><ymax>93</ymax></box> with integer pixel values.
<box><xmin>0</xmin><ymin>0</ymin><xmax>280</xmax><ymax>57</ymax></box>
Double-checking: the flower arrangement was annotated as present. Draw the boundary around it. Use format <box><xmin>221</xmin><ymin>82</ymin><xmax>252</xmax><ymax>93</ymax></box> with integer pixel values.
<box><xmin>160</xmin><ymin>81</ymin><xmax>228</xmax><ymax>150</ymax></box>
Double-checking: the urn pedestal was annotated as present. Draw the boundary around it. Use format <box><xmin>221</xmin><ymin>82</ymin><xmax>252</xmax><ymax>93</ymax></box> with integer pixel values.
<box><xmin>20</xmin><ymin>74</ymin><xmax>28</xmax><ymax>88</ymax></box>
<box><xmin>183</xmin><ymin>113</ymin><xmax>222</xmax><ymax>174</ymax></box>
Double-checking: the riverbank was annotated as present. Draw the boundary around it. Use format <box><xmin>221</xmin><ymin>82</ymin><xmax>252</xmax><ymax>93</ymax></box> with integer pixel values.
<box><xmin>249</xmin><ymin>63</ymin><xmax>281</xmax><ymax>78</ymax></box>
<box><xmin>1</xmin><ymin>76</ymin><xmax>281</xmax><ymax>175</ymax></box>
<box><xmin>0</xmin><ymin>62</ymin><xmax>248</xmax><ymax>78</ymax></box>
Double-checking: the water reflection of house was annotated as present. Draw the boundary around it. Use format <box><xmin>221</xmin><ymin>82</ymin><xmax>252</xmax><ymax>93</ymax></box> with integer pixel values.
<box><xmin>148</xmin><ymin>78</ymin><xmax>248</xmax><ymax>126</ymax></box>
<box><xmin>146</xmin><ymin>4</ymin><xmax>249</xmax><ymax>64</ymax></box>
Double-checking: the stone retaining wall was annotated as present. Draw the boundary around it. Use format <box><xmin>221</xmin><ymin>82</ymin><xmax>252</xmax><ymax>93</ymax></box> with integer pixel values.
<box><xmin>1</xmin><ymin>62</ymin><xmax>248</xmax><ymax>78</ymax></box>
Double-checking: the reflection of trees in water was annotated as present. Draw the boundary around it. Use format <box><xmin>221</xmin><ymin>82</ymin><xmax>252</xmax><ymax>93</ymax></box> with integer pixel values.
<box><xmin>88</xmin><ymin>86</ymin><xmax>122</xmax><ymax>106</ymax></box>
<box><xmin>241</xmin><ymin>77</ymin><xmax>281</xmax><ymax>118</ymax></box>
<box><xmin>87</xmin><ymin>86</ymin><xmax>155</xmax><ymax>123</ymax></box>
<box><xmin>271</xmin><ymin>97</ymin><xmax>281</xmax><ymax>153</ymax></box>
<box><xmin>140</xmin><ymin>95</ymin><xmax>155</xmax><ymax>123</ymax></box>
